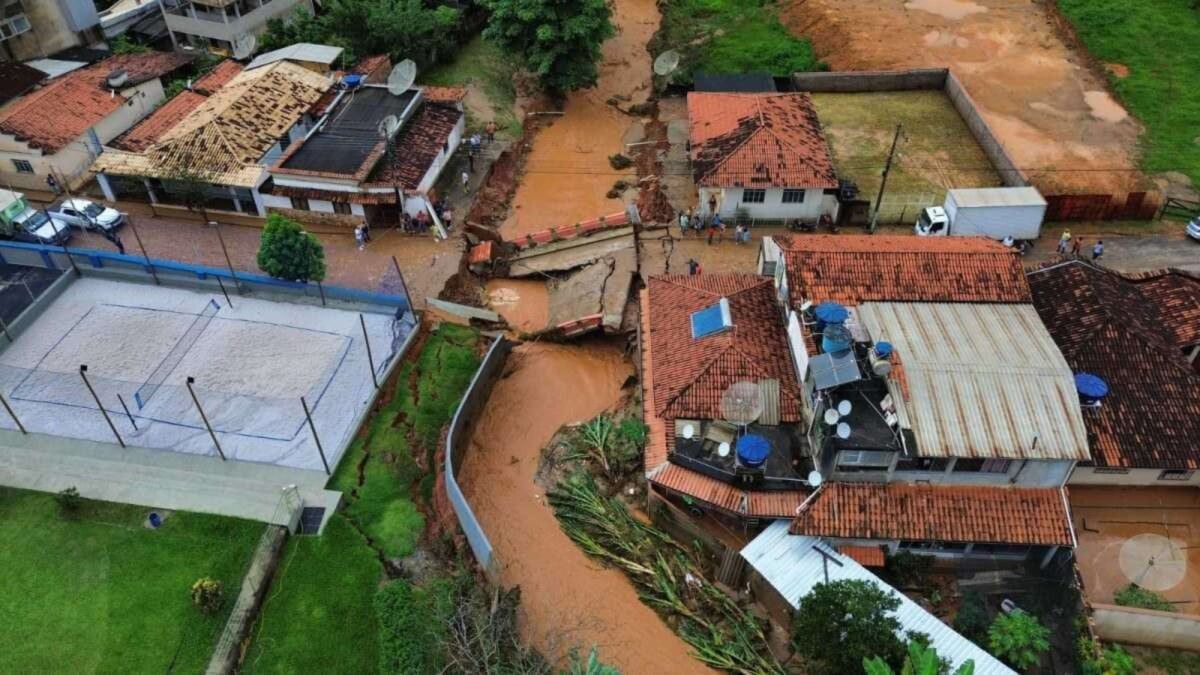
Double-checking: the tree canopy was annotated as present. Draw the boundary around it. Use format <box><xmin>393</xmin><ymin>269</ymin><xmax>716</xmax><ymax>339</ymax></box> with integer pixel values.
<box><xmin>792</xmin><ymin>579</ymin><xmax>906</xmax><ymax>674</ymax></box>
<box><xmin>480</xmin><ymin>0</ymin><xmax>614</xmax><ymax>93</ymax></box>
<box><xmin>260</xmin><ymin>0</ymin><xmax>459</xmax><ymax>69</ymax></box>
<box><xmin>257</xmin><ymin>213</ymin><xmax>327</xmax><ymax>283</ymax></box>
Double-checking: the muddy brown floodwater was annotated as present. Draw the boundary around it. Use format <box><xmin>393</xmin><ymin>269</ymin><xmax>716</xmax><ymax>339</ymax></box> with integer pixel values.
<box><xmin>459</xmin><ymin>342</ymin><xmax>712</xmax><ymax>673</ymax></box>
<box><xmin>486</xmin><ymin>278</ymin><xmax>550</xmax><ymax>333</ymax></box>
<box><xmin>498</xmin><ymin>0</ymin><xmax>660</xmax><ymax>240</ymax></box>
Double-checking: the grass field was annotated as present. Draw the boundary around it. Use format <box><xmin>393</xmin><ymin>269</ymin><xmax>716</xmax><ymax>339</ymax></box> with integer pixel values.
<box><xmin>652</xmin><ymin>0</ymin><xmax>823</xmax><ymax>85</ymax></box>
<box><xmin>1057</xmin><ymin>0</ymin><xmax>1200</xmax><ymax>187</ymax></box>
<box><xmin>811</xmin><ymin>90</ymin><xmax>1004</xmax><ymax>223</ymax></box>
<box><xmin>243</xmin><ymin>324</ymin><xmax>481</xmax><ymax>673</ymax></box>
<box><xmin>424</xmin><ymin>36</ymin><xmax>520</xmax><ymax>137</ymax></box>
<box><xmin>0</xmin><ymin>488</ymin><xmax>261</xmax><ymax>674</ymax></box>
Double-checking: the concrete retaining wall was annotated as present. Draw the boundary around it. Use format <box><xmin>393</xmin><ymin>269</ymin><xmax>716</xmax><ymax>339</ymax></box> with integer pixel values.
<box><xmin>1091</xmin><ymin>603</ymin><xmax>1200</xmax><ymax>652</ymax></box>
<box><xmin>943</xmin><ymin>71</ymin><xmax>1028</xmax><ymax>188</ymax></box>
<box><xmin>791</xmin><ymin>68</ymin><xmax>949</xmax><ymax>92</ymax></box>
<box><xmin>207</xmin><ymin>525</ymin><xmax>289</xmax><ymax>674</ymax></box>
<box><xmin>444</xmin><ymin>336</ymin><xmax>513</xmax><ymax>580</ymax></box>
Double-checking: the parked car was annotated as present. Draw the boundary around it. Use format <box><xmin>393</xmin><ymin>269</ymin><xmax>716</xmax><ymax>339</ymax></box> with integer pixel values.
<box><xmin>0</xmin><ymin>189</ymin><xmax>72</xmax><ymax>245</ymax></box>
<box><xmin>1187</xmin><ymin>217</ymin><xmax>1200</xmax><ymax>242</ymax></box>
<box><xmin>48</xmin><ymin>199</ymin><xmax>125</xmax><ymax>232</ymax></box>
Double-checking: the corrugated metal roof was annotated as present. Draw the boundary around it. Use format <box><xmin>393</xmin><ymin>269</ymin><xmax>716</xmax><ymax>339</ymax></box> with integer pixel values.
<box><xmin>741</xmin><ymin>521</ymin><xmax>1014</xmax><ymax>675</ymax></box>
<box><xmin>857</xmin><ymin>302</ymin><xmax>1089</xmax><ymax>460</ymax></box>
<box><xmin>948</xmin><ymin>187</ymin><xmax>1047</xmax><ymax>208</ymax></box>
<box><xmin>246</xmin><ymin>43</ymin><xmax>344</xmax><ymax>71</ymax></box>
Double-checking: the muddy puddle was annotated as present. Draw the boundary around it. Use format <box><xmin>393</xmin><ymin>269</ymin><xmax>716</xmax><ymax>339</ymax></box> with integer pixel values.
<box><xmin>904</xmin><ymin>0</ymin><xmax>986</xmax><ymax>21</ymax></box>
<box><xmin>459</xmin><ymin>341</ymin><xmax>711</xmax><ymax>673</ymax></box>
<box><xmin>486</xmin><ymin>278</ymin><xmax>550</xmax><ymax>333</ymax></box>
<box><xmin>498</xmin><ymin>0</ymin><xmax>659</xmax><ymax>240</ymax></box>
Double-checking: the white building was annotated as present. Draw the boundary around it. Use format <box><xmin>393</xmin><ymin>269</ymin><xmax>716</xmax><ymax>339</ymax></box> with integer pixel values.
<box><xmin>688</xmin><ymin>92</ymin><xmax>840</xmax><ymax>223</ymax></box>
<box><xmin>158</xmin><ymin>0</ymin><xmax>315</xmax><ymax>55</ymax></box>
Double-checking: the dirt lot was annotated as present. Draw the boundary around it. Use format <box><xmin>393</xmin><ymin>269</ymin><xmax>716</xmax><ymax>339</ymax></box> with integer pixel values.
<box><xmin>783</xmin><ymin>0</ymin><xmax>1144</xmax><ymax>194</ymax></box>
<box><xmin>1071</xmin><ymin>486</ymin><xmax>1200</xmax><ymax>614</ymax></box>
<box><xmin>812</xmin><ymin>90</ymin><xmax>1004</xmax><ymax>223</ymax></box>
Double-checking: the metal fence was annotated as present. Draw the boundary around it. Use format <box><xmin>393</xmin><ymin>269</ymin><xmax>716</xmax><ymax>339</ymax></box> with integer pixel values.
<box><xmin>444</xmin><ymin>336</ymin><xmax>513</xmax><ymax>580</ymax></box>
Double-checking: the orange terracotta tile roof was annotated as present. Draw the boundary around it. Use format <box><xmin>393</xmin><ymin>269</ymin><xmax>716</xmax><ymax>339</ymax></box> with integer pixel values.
<box><xmin>776</xmin><ymin>234</ymin><xmax>1030</xmax><ymax>306</ymax></box>
<box><xmin>0</xmin><ymin>52</ymin><xmax>192</xmax><ymax>153</ymax></box>
<box><xmin>645</xmin><ymin>274</ymin><xmax>803</xmax><ymax>421</ymax></box>
<box><xmin>791</xmin><ymin>482</ymin><xmax>1075</xmax><ymax>547</ymax></box>
<box><xmin>653</xmin><ymin>464</ymin><xmax>808</xmax><ymax>517</ymax></box>
<box><xmin>1029</xmin><ymin>261</ymin><xmax>1200</xmax><ymax>470</ymax></box>
<box><xmin>640</xmin><ymin>289</ymin><xmax>670</xmax><ymax>473</ymax></box>
<box><xmin>112</xmin><ymin>91</ymin><xmax>207</xmax><ymax>152</ymax></box>
<box><xmin>1129</xmin><ymin>269</ymin><xmax>1200</xmax><ymax>349</ymax></box>
<box><xmin>423</xmin><ymin>85</ymin><xmax>467</xmax><ymax>103</ymax></box>
<box><xmin>192</xmin><ymin>59</ymin><xmax>243</xmax><ymax>93</ymax></box>
<box><xmin>688</xmin><ymin>92</ymin><xmax>837</xmax><ymax>189</ymax></box>
<box><xmin>838</xmin><ymin>545</ymin><xmax>886</xmax><ymax>567</ymax></box>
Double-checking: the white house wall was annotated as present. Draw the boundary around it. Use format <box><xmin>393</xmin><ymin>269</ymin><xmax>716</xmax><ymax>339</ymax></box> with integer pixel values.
<box><xmin>701</xmin><ymin>186</ymin><xmax>835</xmax><ymax>221</ymax></box>
<box><xmin>1069</xmin><ymin>466</ymin><xmax>1200</xmax><ymax>487</ymax></box>
<box><xmin>885</xmin><ymin>458</ymin><xmax>1075</xmax><ymax>488</ymax></box>
<box><xmin>415</xmin><ymin>111</ymin><xmax>465</xmax><ymax>194</ymax></box>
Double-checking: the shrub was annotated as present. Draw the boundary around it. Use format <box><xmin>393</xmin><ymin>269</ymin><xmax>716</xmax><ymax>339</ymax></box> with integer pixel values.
<box><xmin>190</xmin><ymin>577</ymin><xmax>224</xmax><ymax>614</ymax></box>
<box><xmin>1077</xmin><ymin>638</ymin><xmax>1136</xmax><ymax>675</ymax></box>
<box><xmin>792</xmin><ymin>579</ymin><xmax>905</xmax><ymax>674</ymax></box>
<box><xmin>55</xmin><ymin>486</ymin><xmax>82</xmax><ymax>513</ymax></box>
<box><xmin>987</xmin><ymin>611</ymin><xmax>1050</xmax><ymax>671</ymax></box>
<box><xmin>864</xmin><ymin>640</ymin><xmax>974</xmax><ymax>675</ymax></box>
<box><xmin>565</xmin><ymin>647</ymin><xmax>620</xmax><ymax>675</ymax></box>
<box><xmin>616</xmin><ymin>417</ymin><xmax>648</xmax><ymax>449</ymax></box>
<box><xmin>1114</xmin><ymin>583</ymin><xmax>1175</xmax><ymax>612</ymax></box>
<box><xmin>953</xmin><ymin>591</ymin><xmax>990</xmax><ymax>644</ymax></box>
<box><xmin>885</xmin><ymin>549</ymin><xmax>933</xmax><ymax>588</ymax></box>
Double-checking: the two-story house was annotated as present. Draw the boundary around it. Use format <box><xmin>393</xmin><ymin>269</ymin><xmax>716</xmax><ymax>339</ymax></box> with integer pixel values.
<box><xmin>158</xmin><ymin>0</ymin><xmax>315</xmax><ymax>55</ymax></box>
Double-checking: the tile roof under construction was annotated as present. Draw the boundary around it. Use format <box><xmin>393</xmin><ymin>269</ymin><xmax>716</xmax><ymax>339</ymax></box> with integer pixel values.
<box><xmin>688</xmin><ymin>92</ymin><xmax>837</xmax><ymax>189</ymax></box>
<box><xmin>775</xmin><ymin>234</ymin><xmax>1030</xmax><ymax>307</ymax></box>
<box><xmin>644</xmin><ymin>274</ymin><xmax>803</xmax><ymax>421</ymax></box>
<box><xmin>856</xmin><ymin>301</ymin><xmax>1090</xmax><ymax>461</ymax></box>
<box><xmin>1028</xmin><ymin>261</ymin><xmax>1200</xmax><ymax>470</ymax></box>
<box><xmin>111</xmin><ymin>62</ymin><xmax>245</xmax><ymax>152</ymax></box>
<box><xmin>790</xmin><ymin>482</ymin><xmax>1075</xmax><ymax>547</ymax></box>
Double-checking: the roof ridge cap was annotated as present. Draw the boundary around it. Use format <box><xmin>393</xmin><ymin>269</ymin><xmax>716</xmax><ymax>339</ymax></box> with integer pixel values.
<box><xmin>658</xmin><ymin>341</ymin><xmax>737</xmax><ymax>416</ymax></box>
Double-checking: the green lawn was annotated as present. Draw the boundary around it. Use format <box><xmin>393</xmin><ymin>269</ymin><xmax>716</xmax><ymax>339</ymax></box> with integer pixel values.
<box><xmin>243</xmin><ymin>324</ymin><xmax>481</xmax><ymax>673</ymax></box>
<box><xmin>1057</xmin><ymin>0</ymin><xmax>1200</xmax><ymax>186</ymax></box>
<box><xmin>423</xmin><ymin>36</ymin><xmax>521</xmax><ymax>137</ymax></box>
<box><xmin>0</xmin><ymin>488</ymin><xmax>262</xmax><ymax>674</ymax></box>
<box><xmin>652</xmin><ymin>0</ymin><xmax>824</xmax><ymax>85</ymax></box>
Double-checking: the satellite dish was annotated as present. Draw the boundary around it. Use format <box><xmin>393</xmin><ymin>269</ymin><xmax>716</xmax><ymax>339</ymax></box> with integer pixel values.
<box><xmin>232</xmin><ymin>34</ymin><xmax>257</xmax><ymax>61</ymax></box>
<box><xmin>377</xmin><ymin>114</ymin><xmax>400</xmax><ymax>138</ymax></box>
<box><xmin>720</xmin><ymin>381</ymin><xmax>763</xmax><ymax>426</ymax></box>
<box><xmin>387</xmin><ymin>59</ymin><xmax>417</xmax><ymax>95</ymax></box>
<box><xmin>807</xmin><ymin>470</ymin><xmax>823</xmax><ymax>487</ymax></box>
<box><xmin>681</xmin><ymin>423</ymin><xmax>695</xmax><ymax>440</ymax></box>
<box><xmin>653</xmin><ymin>49</ymin><xmax>680</xmax><ymax>77</ymax></box>
<box><xmin>836</xmin><ymin>422</ymin><xmax>851</xmax><ymax>440</ymax></box>
<box><xmin>717</xmin><ymin>442</ymin><xmax>731</xmax><ymax>458</ymax></box>
<box><xmin>823</xmin><ymin>408</ymin><xmax>840</xmax><ymax>426</ymax></box>
<box><xmin>837</xmin><ymin>400</ymin><xmax>852</xmax><ymax>416</ymax></box>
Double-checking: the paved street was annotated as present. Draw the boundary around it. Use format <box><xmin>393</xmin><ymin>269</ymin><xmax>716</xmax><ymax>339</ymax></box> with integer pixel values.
<box><xmin>72</xmin><ymin>214</ymin><xmax>462</xmax><ymax>309</ymax></box>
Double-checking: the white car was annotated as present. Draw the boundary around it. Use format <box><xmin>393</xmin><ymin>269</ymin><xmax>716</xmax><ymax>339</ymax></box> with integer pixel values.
<box><xmin>49</xmin><ymin>199</ymin><xmax>125</xmax><ymax>232</ymax></box>
<box><xmin>1188</xmin><ymin>217</ymin><xmax>1200</xmax><ymax>242</ymax></box>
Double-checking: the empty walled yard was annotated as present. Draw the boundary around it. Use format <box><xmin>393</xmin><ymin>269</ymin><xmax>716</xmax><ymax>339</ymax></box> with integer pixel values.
<box><xmin>811</xmin><ymin>90</ymin><xmax>1003</xmax><ymax>223</ymax></box>
<box><xmin>0</xmin><ymin>488</ymin><xmax>261</xmax><ymax>674</ymax></box>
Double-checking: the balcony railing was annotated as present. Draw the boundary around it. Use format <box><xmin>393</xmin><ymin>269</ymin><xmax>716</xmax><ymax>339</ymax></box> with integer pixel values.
<box><xmin>164</xmin><ymin>0</ymin><xmax>303</xmax><ymax>41</ymax></box>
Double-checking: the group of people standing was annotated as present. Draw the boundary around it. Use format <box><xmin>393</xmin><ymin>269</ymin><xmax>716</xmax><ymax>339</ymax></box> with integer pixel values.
<box><xmin>1056</xmin><ymin>229</ymin><xmax>1105</xmax><ymax>261</ymax></box>
<box><xmin>677</xmin><ymin>208</ymin><xmax>751</xmax><ymax>245</ymax></box>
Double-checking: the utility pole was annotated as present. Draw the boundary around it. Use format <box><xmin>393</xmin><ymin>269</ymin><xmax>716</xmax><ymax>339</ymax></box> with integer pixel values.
<box><xmin>869</xmin><ymin>124</ymin><xmax>902</xmax><ymax>234</ymax></box>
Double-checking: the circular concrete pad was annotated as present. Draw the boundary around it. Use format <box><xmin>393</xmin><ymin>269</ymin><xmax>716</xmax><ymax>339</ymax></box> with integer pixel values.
<box><xmin>1119</xmin><ymin>533</ymin><xmax>1187</xmax><ymax>592</ymax></box>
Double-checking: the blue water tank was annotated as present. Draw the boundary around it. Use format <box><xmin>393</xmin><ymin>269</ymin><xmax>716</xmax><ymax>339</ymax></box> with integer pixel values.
<box><xmin>343</xmin><ymin>74</ymin><xmax>364</xmax><ymax>88</ymax></box>
<box><xmin>814</xmin><ymin>301</ymin><xmax>849</xmax><ymax>325</ymax></box>
<box><xmin>874</xmin><ymin>341</ymin><xmax>893</xmax><ymax>359</ymax></box>
<box><xmin>1074</xmin><ymin>373</ymin><xmax>1109</xmax><ymax>405</ymax></box>
<box><xmin>822</xmin><ymin>323</ymin><xmax>853</xmax><ymax>355</ymax></box>
<box><xmin>736</xmin><ymin>434</ymin><xmax>770</xmax><ymax>468</ymax></box>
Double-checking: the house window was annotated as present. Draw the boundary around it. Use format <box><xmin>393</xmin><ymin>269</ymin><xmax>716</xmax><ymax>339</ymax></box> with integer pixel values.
<box><xmin>332</xmin><ymin>202</ymin><xmax>352</xmax><ymax>215</ymax></box>
<box><xmin>1159</xmin><ymin>469</ymin><xmax>1194</xmax><ymax>481</ymax></box>
<box><xmin>741</xmin><ymin>189</ymin><xmax>766</xmax><ymax>204</ymax></box>
<box><xmin>782</xmin><ymin>189</ymin><xmax>805</xmax><ymax>203</ymax></box>
<box><xmin>1093</xmin><ymin>467</ymin><xmax>1130</xmax><ymax>475</ymax></box>
<box><xmin>952</xmin><ymin>458</ymin><xmax>1012</xmax><ymax>473</ymax></box>
<box><xmin>290</xmin><ymin>197</ymin><xmax>310</xmax><ymax>211</ymax></box>
<box><xmin>836</xmin><ymin>450</ymin><xmax>893</xmax><ymax>470</ymax></box>
<box><xmin>12</xmin><ymin>159</ymin><xmax>33</xmax><ymax>174</ymax></box>
<box><xmin>895</xmin><ymin>456</ymin><xmax>949</xmax><ymax>473</ymax></box>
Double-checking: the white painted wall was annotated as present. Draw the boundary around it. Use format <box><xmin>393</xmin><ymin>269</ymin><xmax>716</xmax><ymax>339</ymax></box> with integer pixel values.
<box><xmin>415</xmin><ymin>110</ymin><xmax>465</xmax><ymax>194</ymax></box>
<box><xmin>1069</xmin><ymin>466</ymin><xmax>1200</xmax><ymax>487</ymax></box>
<box><xmin>701</xmin><ymin>186</ymin><xmax>835</xmax><ymax>221</ymax></box>
<box><xmin>887</xmin><ymin>458</ymin><xmax>1074</xmax><ymax>488</ymax></box>
<box><xmin>260</xmin><ymin>193</ymin><xmax>293</xmax><ymax>210</ymax></box>
<box><xmin>309</xmin><ymin>199</ymin><xmax>334</xmax><ymax>214</ymax></box>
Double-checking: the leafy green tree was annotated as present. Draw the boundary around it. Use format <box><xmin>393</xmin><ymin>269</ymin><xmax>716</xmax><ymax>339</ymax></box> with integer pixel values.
<box><xmin>257</xmin><ymin>213</ymin><xmax>326</xmax><ymax>283</ymax></box>
<box><xmin>792</xmin><ymin>579</ymin><xmax>906</xmax><ymax>674</ymax></box>
<box><xmin>111</xmin><ymin>35</ymin><xmax>150</xmax><ymax>55</ymax></box>
<box><xmin>987</xmin><ymin>611</ymin><xmax>1050</xmax><ymax>671</ymax></box>
<box><xmin>481</xmin><ymin>0</ymin><xmax>614</xmax><ymax>93</ymax></box>
<box><xmin>864</xmin><ymin>640</ymin><xmax>975</xmax><ymax>675</ymax></box>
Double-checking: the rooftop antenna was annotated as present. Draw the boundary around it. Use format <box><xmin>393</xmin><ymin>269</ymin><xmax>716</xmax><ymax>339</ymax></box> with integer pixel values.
<box><xmin>653</xmin><ymin>49</ymin><xmax>680</xmax><ymax>77</ymax></box>
<box><xmin>387</xmin><ymin>59</ymin><xmax>417</xmax><ymax>96</ymax></box>
<box><xmin>376</xmin><ymin>114</ymin><xmax>401</xmax><ymax>139</ymax></box>
<box><xmin>720</xmin><ymin>381</ymin><xmax>764</xmax><ymax>430</ymax></box>
<box><xmin>231</xmin><ymin>34</ymin><xmax>257</xmax><ymax>61</ymax></box>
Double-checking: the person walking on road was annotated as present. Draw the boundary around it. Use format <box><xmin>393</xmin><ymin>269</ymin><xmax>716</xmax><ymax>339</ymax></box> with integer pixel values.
<box><xmin>1071</xmin><ymin>237</ymin><xmax>1082</xmax><ymax>258</ymax></box>
<box><xmin>102</xmin><ymin>227</ymin><xmax>125</xmax><ymax>255</ymax></box>
<box><xmin>1057</xmin><ymin>230</ymin><xmax>1071</xmax><ymax>254</ymax></box>
<box><xmin>461</xmin><ymin>170</ymin><xmax>471</xmax><ymax>191</ymax></box>
<box><xmin>355</xmin><ymin>225</ymin><xmax>366</xmax><ymax>251</ymax></box>
<box><xmin>687</xmin><ymin>258</ymin><xmax>699</xmax><ymax>275</ymax></box>
<box><xmin>678</xmin><ymin>211</ymin><xmax>689</xmax><ymax>237</ymax></box>
<box><xmin>1092</xmin><ymin>240</ymin><xmax>1104</xmax><ymax>261</ymax></box>
<box><xmin>485</xmin><ymin>121</ymin><xmax>497</xmax><ymax>144</ymax></box>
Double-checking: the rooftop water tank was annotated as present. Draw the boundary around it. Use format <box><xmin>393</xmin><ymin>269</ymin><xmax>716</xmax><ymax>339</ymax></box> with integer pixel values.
<box><xmin>343</xmin><ymin>74</ymin><xmax>363</xmax><ymax>88</ymax></box>
<box><xmin>1074</xmin><ymin>373</ymin><xmax>1109</xmax><ymax>406</ymax></box>
<box><xmin>736</xmin><ymin>434</ymin><xmax>770</xmax><ymax>469</ymax></box>
<box><xmin>869</xmin><ymin>341</ymin><xmax>893</xmax><ymax>376</ymax></box>
<box><xmin>822</xmin><ymin>323</ymin><xmax>853</xmax><ymax>355</ymax></box>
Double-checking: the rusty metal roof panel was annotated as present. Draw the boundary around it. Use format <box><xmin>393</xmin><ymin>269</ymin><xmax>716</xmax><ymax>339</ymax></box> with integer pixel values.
<box><xmin>857</xmin><ymin>302</ymin><xmax>1089</xmax><ymax>461</ymax></box>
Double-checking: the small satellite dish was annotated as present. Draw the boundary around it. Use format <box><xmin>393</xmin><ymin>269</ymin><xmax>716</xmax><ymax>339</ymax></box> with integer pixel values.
<box><xmin>653</xmin><ymin>49</ymin><xmax>680</xmax><ymax>77</ymax></box>
<box><xmin>836</xmin><ymin>422</ymin><xmax>851</xmax><ymax>440</ymax></box>
<box><xmin>807</xmin><ymin>470</ymin><xmax>823</xmax><ymax>488</ymax></box>
<box><xmin>837</xmin><ymin>400</ymin><xmax>852</xmax><ymax>416</ymax></box>
<box><xmin>721</xmin><ymin>381</ymin><xmax>764</xmax><ymax>426</ymax></box>
<box><xmin>377</xmin><ymin>114</ymin><xmax>400</xmax><ymax>138</ymax></box>
<box><xmin>717</xmin><ymin>442</ymin><xmax>730</xmax><ymax>458</ymax></box>
<box><xmin>799</xmin><ymin>300</ymin><xmax>814</xmax><ymax>313</ymax></box>
<box><xmin>681</xmin><ymin>423</ymin><xmax>695</xmax><ymax>440</ymax></box>
<box><xmin>388</xmin><ymin>59</ymin><xmax>417</xmax><ymax>95</ymax></box>
<box><xmin>823</xmin><ymin>408</ymin><xmax>840</xmax><ymax>426</ymax></box>
<box><xmin>232</xmin><ymin>34</ymin><xmax>257</xmax><ymax>61</ymax></box>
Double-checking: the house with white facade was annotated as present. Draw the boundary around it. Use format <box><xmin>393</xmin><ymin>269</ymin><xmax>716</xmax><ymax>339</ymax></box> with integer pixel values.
<box><xmin>158</xmin><ymin>0</ymin><xmax>315</xmax><ymax>55</ymax></box>
<box><xmin>688</xmin><ymin>92</ymin><xmax>839</xmax><ymax>223</ymax></box>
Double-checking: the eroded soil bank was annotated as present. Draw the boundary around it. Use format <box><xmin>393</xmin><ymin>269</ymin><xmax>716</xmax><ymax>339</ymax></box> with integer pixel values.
<box><xmin>458</xmin><ymin>342</ymin><xmax>711</xmax><ymax>673</ymax></box>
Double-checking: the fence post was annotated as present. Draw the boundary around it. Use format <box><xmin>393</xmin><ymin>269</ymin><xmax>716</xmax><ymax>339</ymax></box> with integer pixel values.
<box><xmin>0</xmin><ymin>391</ymin><xmax>27</xmax><ymax>434</ymax></box>
<box><xmin>79</xmin><ymin>365</ymin><xmax>124</xmax><ymax>448</ymax></box>
<box><xmin>186</xmin><ymin>376</ymin><xmax>226</xmax><ymax>461</ymax></box>
<box><xmin>359</xmin><ymin>314</ymin><xmax>379</xmax><ymax>390</ymax></box>
<box><xmin>127</xmin><ymin>217</ymin><xmax>159</xmax><ymax>285</ymax></box>
<box><xmin>300</xmin><ymin>396</ymin><xmax>330</xmax><ymax>475</ymax></box>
